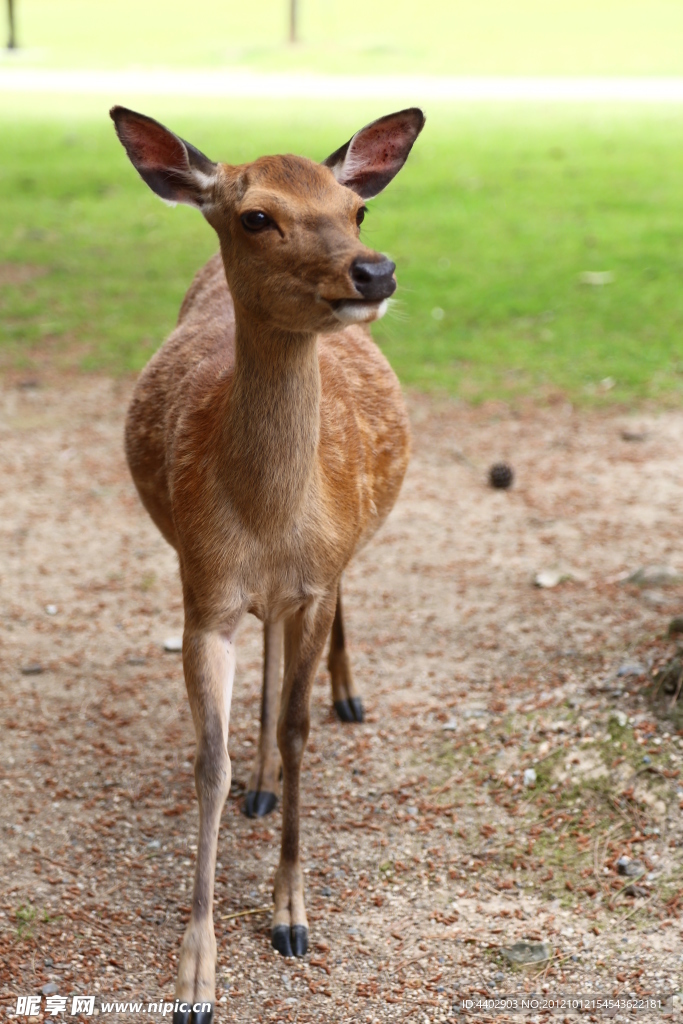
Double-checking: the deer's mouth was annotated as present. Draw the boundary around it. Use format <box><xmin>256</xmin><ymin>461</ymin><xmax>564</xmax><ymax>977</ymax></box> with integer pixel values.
<box><xmin>329</xmin><ymin>298</ymin><xmax>389</xmax><ymax>325</ymax></box>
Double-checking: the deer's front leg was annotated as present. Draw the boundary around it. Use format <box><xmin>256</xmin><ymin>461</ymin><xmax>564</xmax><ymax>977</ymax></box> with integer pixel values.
<box><xmin>272</xmin><ymin>592</ymin><xmax>337</xmax><ymax>957</ymax></box>
<box><xmin>174</xmin><ymin>628</ymin><xmax>236</xmax><ymax>1024</ymax></box>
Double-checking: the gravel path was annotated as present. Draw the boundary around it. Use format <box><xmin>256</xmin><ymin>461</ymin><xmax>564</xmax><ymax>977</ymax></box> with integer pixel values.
<box><xmin>1</xmin><ymin>379</ymin><xmax>682</xmax><ymax>1022</ymax></box>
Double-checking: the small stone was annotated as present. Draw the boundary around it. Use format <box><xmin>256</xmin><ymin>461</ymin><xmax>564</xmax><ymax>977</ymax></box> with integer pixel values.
<box><xmin>625</xmin><ymin>565</ymin><xmax>683</xmax><ymax>587</ymax></box>
<box><xmin>624</xmin><ymin>884</ymin><xmax>648</xmax><ymax>897</ymax></box>
<box><xmin>610</xmin><ymin>710</ymin><xmax>628</xmax><ymax>728</ymax></box>
<box><xmin>616</xmin><ymin>662</ymin><xmax>645</xmax><ymax>678</ymax></box>
<box><xmin>45</xmin><ymin>604</ymin><xmax>58</xmax><ymax>616</ymax></box>
<box><xmin>523</xmin><ymin>768</ymin><xmax>537</xmax><ymax>787</ymax></box>
<box><xmin>442</xmin><ymin>717</ymin><xmax>458</xmax><ymax>731</ymax></box>
<box><xmin>321</xmin><ymin>886</ymin><xmax>332</xmax><ymax>897</ymax></box>
<box><xmin>617</xmin><ymin>858</ymin><xmax>644</xmax><ymax>877</ymax></box>
<box><xmin>21</xmin><ymin>663</ymin><xmax>44</xmax><ymax>676</ymax></box>
<box><xmin>620</xmin><ymin>429</ymin><xmax>647</xmax><ymax>442</ymax></box>
<box><xmin>534</xmin><ymin>569</ymin><xmax>564</xmax><ymax>589</ymax></box>
<box><xmin>127</xmin><ymin>656</ymin><xmax>146</xmax><ymax>666</ymax></box>
<box><xmin>147</xmin><ymin>839</ymin><xmax>161</xmax><ymax>849</ymax></box>
<box><xmin>501</xmin><ymin>941</ymin><xmax>551</xmax><ymax>965</ymax></box>
<box><xmin>642</xmin><ymin>755</ymin><xmax>651</xmax><ymax>764</ymax></box>
<box><xmin>41</xmin><ymin>983</ymin><xmax>59</xmax><ymax>996</ymax></box>
<box><xmin>163</xmin><ymin>636</ymin><xmax>183</xmax><ymax>653</ymax></box>
<box><xmin>493</xmin><ymin>971</ymin><xmax>505</xmax><ymax>983</ymax></box>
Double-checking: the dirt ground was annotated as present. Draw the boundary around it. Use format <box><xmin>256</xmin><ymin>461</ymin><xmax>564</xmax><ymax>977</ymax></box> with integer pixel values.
<box><xmin>1</xmin><ymin>379</ymin><xmax>682</xmax><ymax>1024</ymax></box>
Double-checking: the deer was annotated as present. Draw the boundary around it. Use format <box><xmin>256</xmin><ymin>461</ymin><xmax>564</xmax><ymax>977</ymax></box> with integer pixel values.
<box><xmin>110</xmin><ymin>103</ymin><xmax>424</xmax><ymax>1023</ymax></box>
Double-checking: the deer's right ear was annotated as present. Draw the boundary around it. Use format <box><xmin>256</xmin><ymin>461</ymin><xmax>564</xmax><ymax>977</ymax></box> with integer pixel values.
<box><xmin>110</xmin><ymin>106</ymin><xmax>217</xmax><ymax>209</ymax></box>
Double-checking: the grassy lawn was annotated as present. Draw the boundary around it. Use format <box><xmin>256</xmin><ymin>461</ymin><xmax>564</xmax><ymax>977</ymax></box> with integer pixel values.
<box><xmin>4</xmin><ymin>0</ymin><xmax>683</xmax><ymax>77</ymax></box>
<box><xmin>2</xmin><ymin>97</ymin><xmax>683</xmax><ymax>404</ymax></box>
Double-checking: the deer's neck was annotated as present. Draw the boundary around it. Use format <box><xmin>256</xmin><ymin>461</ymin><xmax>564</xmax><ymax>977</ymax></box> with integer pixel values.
<box><xmin>223</xmin><ymin>307</ymin><xmax>321</xmax><ymax>532</ymax></box>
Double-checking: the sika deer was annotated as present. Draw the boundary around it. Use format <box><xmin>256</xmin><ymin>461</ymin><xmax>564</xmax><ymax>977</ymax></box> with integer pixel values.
<box><xmin>110</xmin><ymin>105</ymin><xmax>424</xmax><ymax>1022</ymax></box>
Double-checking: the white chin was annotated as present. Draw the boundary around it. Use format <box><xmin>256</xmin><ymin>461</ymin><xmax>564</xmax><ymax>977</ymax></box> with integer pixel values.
<box><xmin>332</xmin><ymin>299</ymin><xmax>389</xmax><ymax>326</ymax></box>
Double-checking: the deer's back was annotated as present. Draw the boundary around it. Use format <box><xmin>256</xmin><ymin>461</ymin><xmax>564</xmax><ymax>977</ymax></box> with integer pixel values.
<box><xmin>125</xmin><ymin>254</ymin><xmax>410</xmax><ymax>562</ymax></box>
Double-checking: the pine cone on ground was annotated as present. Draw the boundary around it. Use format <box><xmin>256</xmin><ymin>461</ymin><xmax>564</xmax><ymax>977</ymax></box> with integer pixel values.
<box><xmin>488</xmin><ymin>462</ymin><xmax>514</xmax><ymax>489</ymax></box>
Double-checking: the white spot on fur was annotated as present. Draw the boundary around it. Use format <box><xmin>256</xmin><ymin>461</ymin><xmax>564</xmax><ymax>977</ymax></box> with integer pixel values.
<box><xmin>332</xmin><ymin>299</ymin><xmax>388</xmax><ymax>325</ymax></box>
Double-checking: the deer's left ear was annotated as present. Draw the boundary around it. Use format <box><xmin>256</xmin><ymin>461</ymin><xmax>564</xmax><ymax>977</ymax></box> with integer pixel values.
<box><xmin>110</xmin><ymin>105</ymin><xmax>217</xmax><ymax>209</ymax></box>
<box><xmin>323</xmin><ymin>107</ymin><xmax>425</xmax><ymax>200</ymax></box>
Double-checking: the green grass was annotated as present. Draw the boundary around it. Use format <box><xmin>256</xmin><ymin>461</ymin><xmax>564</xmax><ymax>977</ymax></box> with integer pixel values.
<box><xmin>2</xmin><ymin>97</ymin><xmax>683</xmax><ymax>404</ymax></box>
<box><xmin>5</xmin><ymin>0</ymin><xmax>683</xmax><ymax>77</ymax></box>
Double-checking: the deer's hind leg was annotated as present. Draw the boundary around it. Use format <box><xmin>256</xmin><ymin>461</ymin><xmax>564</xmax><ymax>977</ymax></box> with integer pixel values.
<box><xmin>244</xmin><ymin>620</ymin><xmax>283</xmax><ymax>818</ymax></box>
<box><xmin>328</xmin><ymin>579</ymin><xmax>363</xmax><ymax>723</ymax></box>
<box><xmin>272</xmin><ymin>590</ymin><xmax>337</xmax><ymax>957</ymax></box>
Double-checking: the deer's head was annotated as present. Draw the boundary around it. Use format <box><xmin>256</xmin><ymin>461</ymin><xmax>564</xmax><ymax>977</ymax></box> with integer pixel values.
<box><xmin>110</xmin><ymin>106</ymin><xmax>424</xmax><ymax>334</ymax></box>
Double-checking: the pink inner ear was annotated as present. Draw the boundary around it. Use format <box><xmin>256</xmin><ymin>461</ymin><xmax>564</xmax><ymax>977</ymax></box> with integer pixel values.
<box><xmin>120</xmin><ymin>117</ymin><xmax>188</xmax><ymax>173</ymax></box>
<box><xmin>348</xmin><ymin>117</ymin><xmax>418</xmax><ymax>175</ymax></box>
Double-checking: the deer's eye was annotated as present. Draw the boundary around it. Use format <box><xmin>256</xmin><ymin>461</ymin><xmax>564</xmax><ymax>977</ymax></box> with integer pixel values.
<box><xmin>356</xmin><ymin>207</ymin><xmax>366</xmax><ymax>228</ymax></box>
<box><xmin>241</xmin><ymin>211</ymin><xmax>272</xmax><ymax>232</ymax></box>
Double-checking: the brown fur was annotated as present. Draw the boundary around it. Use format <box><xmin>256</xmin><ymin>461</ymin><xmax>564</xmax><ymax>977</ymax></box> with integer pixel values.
<box><xmin>112</xmin><ymin>108</ymin><xmax>420</xmax><ymax>1010</ymax></box>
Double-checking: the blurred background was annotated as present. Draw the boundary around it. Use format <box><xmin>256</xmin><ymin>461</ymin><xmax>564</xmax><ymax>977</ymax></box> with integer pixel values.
<box><xmin>1</xmin><ymin>0</ymin><xmax>683</xmax><ymax>403</ymax></box>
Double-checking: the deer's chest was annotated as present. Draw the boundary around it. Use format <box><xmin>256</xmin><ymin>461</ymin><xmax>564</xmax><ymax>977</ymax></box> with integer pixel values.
<box><xmin>177</xmin><ymin>484</ymin><xmax>362</xmax><ymax>626</ymax></box>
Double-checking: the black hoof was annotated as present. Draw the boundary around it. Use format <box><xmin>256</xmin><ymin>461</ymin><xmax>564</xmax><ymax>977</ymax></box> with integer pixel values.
<box><xmin>291</xmin><ymin>925</ymin><xmax>308</xmax><ymax>957</ymax></box>
<box><xmin>334</xmin><ymin>699</ymin><xmax>354</xmax><ymax>723</ymax></box>
<box><xmin>349</xmin><ymin>696</ymin><xmax>364</xmax><ymax>722</ymax></box>
<box><xmin>173</xmin><ymin>1008</ymin><xmax>191</xmax><ymax>1024</ymax></box>
<box><xmin>334</xmin><ymin>698</ymin><xmax>364</xmax><ymax>723</ymax></box>
<box><xmin>272</xmin><ymin>924</ymin><xmax>293</xmax><ymax>957</ymax></box>
<box><xmin>244</xmin><ymin>790</ymin><xmax>278</xmax><ymax>818</ymax></box>
<box><xmin>194</xmin><ymin>1008</ymin><xmax>214</xmax><ymax>1024</ymax></box>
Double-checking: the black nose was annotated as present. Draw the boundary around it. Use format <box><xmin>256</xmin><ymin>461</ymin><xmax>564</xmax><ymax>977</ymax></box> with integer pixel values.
<box><xmin>350</xmin><ymin>256</ymin><xmax>396</xmax><ymax>302</ymax></box>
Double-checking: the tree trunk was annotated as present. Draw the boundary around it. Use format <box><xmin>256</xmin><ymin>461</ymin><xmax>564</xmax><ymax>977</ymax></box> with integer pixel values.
<box><xmin>7</xmin><ymin>0</ymin><xmax>16</xmax><ymax>49</ymax></box>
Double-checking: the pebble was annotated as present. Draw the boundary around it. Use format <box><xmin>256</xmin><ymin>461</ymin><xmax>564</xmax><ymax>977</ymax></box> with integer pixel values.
<box><xmin>610</xmin><ymin>710</ymin><xmax>628</xmax><ymax>727</ymax></box>
<box><xmin>41</xmin><ymin>983</ymin><xmax>59</xmax><ymax>996</ymax></box>
<box><xmin>534</xmin><ymin>569</ymin><xmax>564</xmax><ymax>589</ymax></box>
<box><xmin>624</xmin><ymin>884</ymin><xmax>648</xmax><ymax>898</ymax></box>
<box><xmin>163</xmin><ymin>637</ymin><xmax>183</xmax><ymax>653</ymax></box>
<box><xmin>617</xmin><ymin>858</ymin><xmax>645</xmax><ymax>877</ymax></box>
<box><xmin>45</xmin><ymin>605</ymin><xmax>58</xmax><ymax>616</ymax></box>
<box><xmin>616</xmin><ymin>662</ymin><xmax>645</xmax><ymax>678</ymax></box>
<box><xmin>147</xmin><ymin>839</ymin><xmax>161</xmax><ymax>849</ymax></box>
<box><xmin>625</xmin><ymin>564</ymin><xmax>683</xmax><ymax>587</ymax></box>
<box><xmin>620</xmin><ymin>429</ymin><xmax>647</xmax><ymax>442</ymax></box>
<box><xmin>442</xmin><ymin>718</ymin><xmax>458</xmax><ymax>731</ymax></box>
<box><xmin>523</xmin><ymin>768</ymin><xmax>537</xmax><ymax>787</ymax></box>
<box><xmin>127</xmin><ymin>656</ymin><xmax>146</xmax><ymax>666</ymax></box>
<box><xmin>321</xmin><ymin>886</ymin><xmax>332</xmax><ymax>897</ymax></box>
<box><xmin>20</xmin><ymin>663</ymin><xmax>44</xmax><ymax>676</ymax></box>
<box><xmin>501</xmin><ymin>941</ymin><xmax>551</xmax><ymax>965</ymax></box>
<box><xmin>642</xmin><ymin>755</ymin><xmax>651</xmax><ymax>764</ymax></box>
